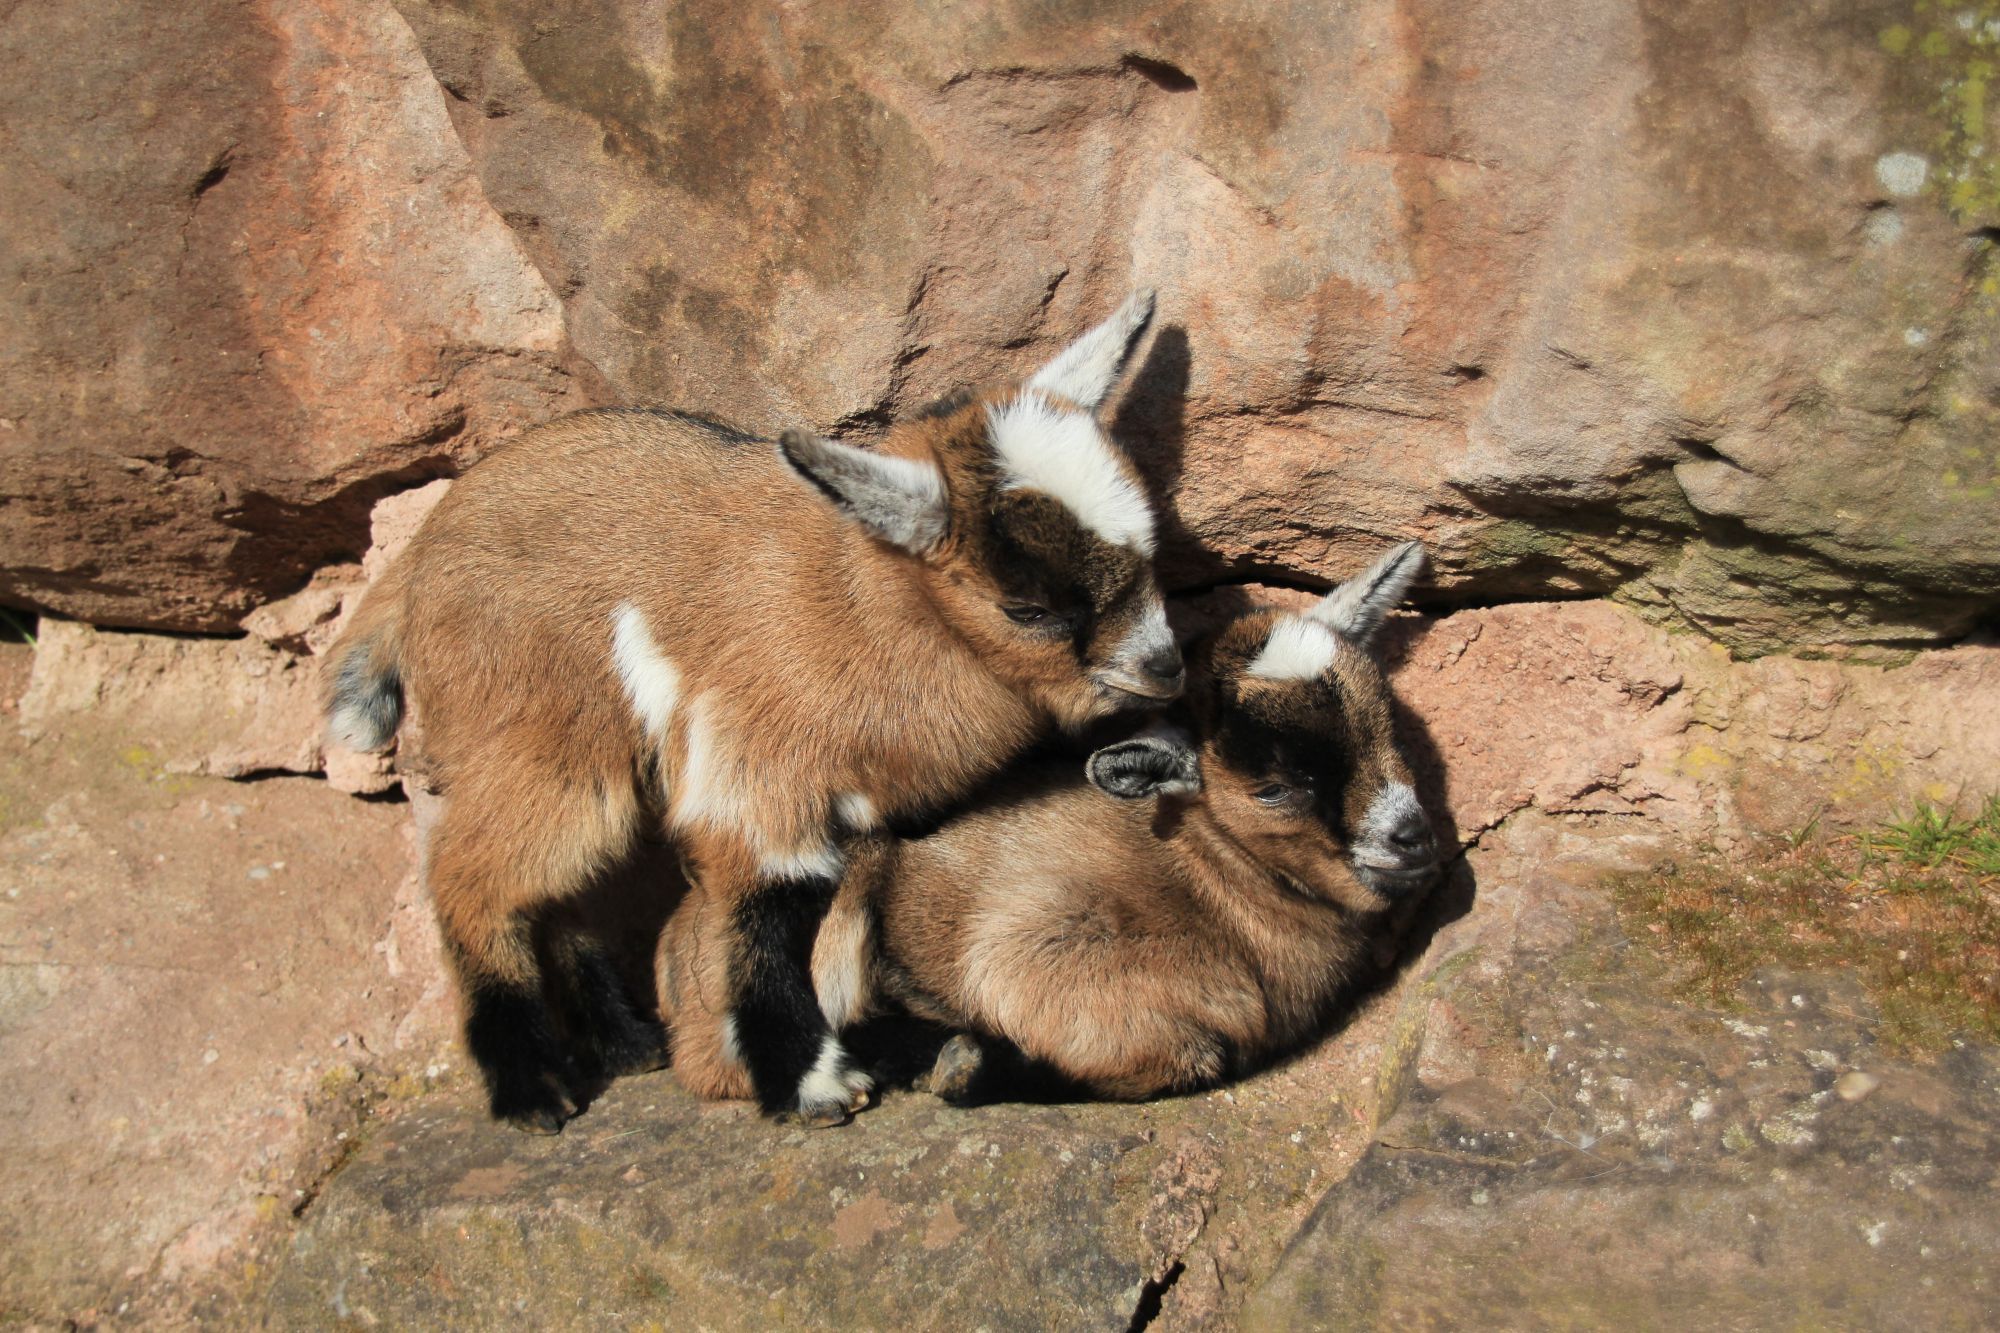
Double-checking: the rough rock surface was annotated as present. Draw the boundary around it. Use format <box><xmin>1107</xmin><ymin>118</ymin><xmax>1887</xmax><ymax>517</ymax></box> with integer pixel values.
<box><xmin>3</xmin><ymin>0</ymin><xmax>1996</xmax><ymax>652</ymax></box>
<box><xmin>15</xmin><ymin>480</ymin><xmax>455</xmax><ymax>796</ymax></box>
<box><xmin>1387</xmin><ymin>600</ymin><xmax>2000</xmax><ymax>843</ymax></box>
<box><xmin>0</xmin><ymin>646</ymin><xmax>455</xmax><ymax>1324</ymax></box>
<box><xmin>261</xmin><ymin>989</ymin><xmax>1413</xmax><ymax>1330</ymax></box>
<box><xmin>1243</xmin><ymin>900</ymin><xmax>2000</xmax><ymax>1329</ymax></box>
<box><xmin>264</xmin><ymin>814</ymin><xmax>2000</xmax><ymax>1329</ymax></box>
<box><xmin>0</xmin><ymin>0</ymin><xmax>586</xmax><ymax>632</ymax></box>
<box><xmin>4</xmin><ymin>591</ymin><xmax>1999</xmax><ymax>1324</ymax></box>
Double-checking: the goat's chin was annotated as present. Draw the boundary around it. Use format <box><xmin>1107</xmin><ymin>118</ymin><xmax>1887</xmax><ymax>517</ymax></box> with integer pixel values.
<box><xmin>1039</xmin><ymin>679</ymin><xmax>1156</xmax><ymax>733</ymax></box>
<box><xmin>1353</xmin><ymin>861</ymin><xmax>1441</xmax><ymax>902</ymax></box>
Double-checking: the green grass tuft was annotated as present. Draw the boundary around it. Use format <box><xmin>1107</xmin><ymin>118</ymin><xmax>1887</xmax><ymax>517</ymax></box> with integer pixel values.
<box><xmin>1867</xmin><ymin>796</ymin><xmax>2000</xmax><ymax>877</ymax></box>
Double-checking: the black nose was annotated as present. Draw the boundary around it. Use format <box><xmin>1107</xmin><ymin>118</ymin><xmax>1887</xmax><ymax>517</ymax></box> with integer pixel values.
<box><xmin>1389</xmin><ymin>810</ymin><xmax>1431</xmax><ymax>853</ymax></box>
<box><xmin>1141</xmin><ymin>645</ymin><xmax>1184</xmax><ymax>685</ymax></box>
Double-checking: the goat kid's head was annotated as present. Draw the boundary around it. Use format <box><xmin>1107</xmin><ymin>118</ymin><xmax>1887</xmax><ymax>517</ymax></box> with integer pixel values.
<box><xmin>1087</xmin><ymin>540</ymin><xmax>1440</xmax><ymax>913</ymax></box>
<box><xmin>776</xmin><ymin>289</ymin><xmax>1180</xmax><ymax>729</ymax></box>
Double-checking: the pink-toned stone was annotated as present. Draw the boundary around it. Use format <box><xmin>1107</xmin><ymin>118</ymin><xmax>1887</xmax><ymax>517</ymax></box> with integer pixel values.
<box><xmin>240</xmin><ymin>565</ymin><xmax>361</xmax><ymax>656</ymax></box>
<box><xmin>376</xmin><ymin>0</ymin><xmax>1995</xmax><ymax>654</ymax></box>
<box><xmin>20</xmin><ymin>621</ymin><xmax>324</xmax><ymax>781</ymax></box>
<box><xmin>1388</xmin><ymin>601</ymin><xmax>2000</xmax><ymax>847</ymax></box>
<box><xmin>0</xmin><ymin>0</ymin><xmax>585</xmax><ymax>633</ymax></box>
<box><xmin>4</xmin><ymin>0</ymin><xmax>1995</xmax><ymax>654</ymax></box>
<box><xmin>360</xmin><ymin>479</ymin><xmax>452</xmax><ymax>585</ymax></box>
<box><xmin>0</xmin><ymin>699</ymin><xmax>451</xmax><ymax>1320</ymax></box>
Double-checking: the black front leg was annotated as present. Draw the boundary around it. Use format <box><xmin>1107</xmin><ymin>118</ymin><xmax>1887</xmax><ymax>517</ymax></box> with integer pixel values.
<box><xmin>542</xmin><ymin>924</ymin><xmax>670</xmax><ymax>1087</ymax></box>
<box><xmin>731</xmin><ymin>872</ymin><xmax>872</xmax><ymax>1123</ymax></box>
<box><xmin>449</xmin><ymin>918</ymin><xmax>579</xmax><ymax>1135</ymax></box>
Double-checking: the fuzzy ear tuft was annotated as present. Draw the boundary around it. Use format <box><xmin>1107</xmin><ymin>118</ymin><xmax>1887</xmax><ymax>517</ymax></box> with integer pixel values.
<box><xmin>1025</xmin><ymin>288</ymin><xmax>1156</xmax><ymax>412</ymax></box>
<box><xmin>1303</xmin><ymin>540</ymin><xmax>1427</xmax><ymax>649</ymax></box>
<box><xmin>778</xmin><ymin>430</ymin><xmax>949</xmax><ymax>555</ymax></box>
<box><xmin>1086</xmin><ymin>735</ymin><xmax>1202</xmax><ymax>801</ymax></box>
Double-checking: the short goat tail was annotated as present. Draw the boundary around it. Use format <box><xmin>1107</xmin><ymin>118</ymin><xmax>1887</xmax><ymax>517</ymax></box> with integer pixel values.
<box><xmin>322</xmin><ymin>568</ymin><xmax>408</xmax><ymax>753</ymax></box>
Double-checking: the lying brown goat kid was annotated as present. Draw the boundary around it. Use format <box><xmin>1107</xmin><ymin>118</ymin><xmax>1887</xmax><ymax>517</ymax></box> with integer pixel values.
<box><xmin>661</xmin><ymin>540</ymin><xmax>1440</xmax><ymax>1102</ymax></box>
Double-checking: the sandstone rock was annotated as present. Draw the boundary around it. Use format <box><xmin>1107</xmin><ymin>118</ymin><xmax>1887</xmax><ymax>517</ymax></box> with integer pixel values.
<box><xmin>254</xmin><ymin>781</ymin><xmax>2000</xmax><ymax>1330</ymax></box>
<box><xmin>1241</xmin><ymin>925</ymin><xmax>2000</xmax><ymax>1330</ymax></box>
<box><xmin>20</xmin><ymin>620</ymin><xmax>328</xmax><ymax>782</ymax></box>
<box><xmin>382</xmin><ymin>0</ymin><xmax>1997</xmax><ymax>655</ymax></box>
<box><xmin>0</xmin><ymin>703</ymin><xmax>452</xmax><ymax>1323</ymax></box>
<box><xmin>9</xmin><ymin>599</ymin><xmax>1999</xmax><ymax>1321</ymax></box>
<box><xmin>1221</xmin><ymin>595</ymin><xmax>2000</xmax><ymax>847</ymax></box>
<box><xmin>263</xmin><ymin>968</ymin><xmax>1416</xmax><ymax>1332</ymax></box>
<box><xmin>14</xmin><ymin>470</ymin><xmax>454</xmax><ymax>800</ymax></box>
<box><xmin>4</xmin><ymin>0</ymin><xmax>1995</xmax><ymax>653</ymax></box>
<box><xmin>0</xmin><ymin>0</ymin><xmax>585</xmax><ymax>633</ymax></box>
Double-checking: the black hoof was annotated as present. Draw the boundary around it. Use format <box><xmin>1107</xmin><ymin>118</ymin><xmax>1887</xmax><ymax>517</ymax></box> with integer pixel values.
<box><xmin>501</xmin><ymin>1102</ymin><xmax>570</xmax><ymax>1136</ymax></box>
<box><xmin>929</xmin><ymin>1034</ymin><xmax>987</xmax><ymax>1106</ymax></box>
<box><xmin>601</xmin><ymin>1022</ymin><xmax>671</xmax><ymax>1078</ymax></box>
<box><xmin>780</xmin><ymin>1103</ymin><xmax>856</xmax><ymax>1130</ymax></box>
<box><xmin>489</xmin><ymin>1072</ymin><xmax>578</xmax><ymax>1134</ymax></box>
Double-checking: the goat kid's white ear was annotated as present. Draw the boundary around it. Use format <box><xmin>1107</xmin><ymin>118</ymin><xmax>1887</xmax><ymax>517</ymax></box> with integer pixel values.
<box><xmin>1025</xmin><ymin>288</ymin><xmax>1156</xmax><ymax>412</ymax></box>
<box><xmin>778</xmin><ymin>429</ymin><xmax>949</xmax><ymax>555</ymax></box>
<box><xmin>1086</xmin><ymin>735</ymin><xmax>1202</xmax><ymax>801</ymax></box>
<box><xmin>1304</xmin><ymin>540</ymin><xmax>1427</xmax><ymax>650</ymax></box>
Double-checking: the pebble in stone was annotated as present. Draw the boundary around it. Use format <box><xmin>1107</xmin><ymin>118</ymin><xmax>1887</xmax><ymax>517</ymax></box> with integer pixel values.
<box><xmin>1835</xmin><ymin>1071</ymin><xmax>1880</xmax><ymax>1103</ymax></box>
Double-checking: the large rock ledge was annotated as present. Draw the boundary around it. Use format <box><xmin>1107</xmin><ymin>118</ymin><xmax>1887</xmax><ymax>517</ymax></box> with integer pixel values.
<box><xmin>1244</xmin><ymin>913</ymin><xmax>2000</xmax><ymax>1330</ymax></box>
<box><xmin>265</xmin><ymin>831</ymin><xmax>2000</xmax><ymax>1330</ymax></box>
<box><xmin>5</xmin><ymin>0</ymin><xmax>1998</xmax><ymax>652</ymax></box>
<box><xmin>5</xmin><ymin>591</ymin><xmax>1999</xmax><ymax>1325</ymax></box>
<box><xmin>267</xmin><ymin>1046</ymin><xmax>1381</xmax><ymax>1329</ymax></box>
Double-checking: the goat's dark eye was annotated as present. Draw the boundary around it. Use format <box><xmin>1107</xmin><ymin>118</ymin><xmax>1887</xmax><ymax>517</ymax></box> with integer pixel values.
<box><xmin>1252</xmin><ymin>783</ymin><xmax>1293</xmax><ymax>805</ymax></box>
<box><xmin>1003</xmin><ymin>604</ymin><xmax>1051</xmax><ymax>625</ymax></box>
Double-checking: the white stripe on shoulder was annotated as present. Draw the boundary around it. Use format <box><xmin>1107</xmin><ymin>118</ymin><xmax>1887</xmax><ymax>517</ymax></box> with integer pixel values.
<box><xmin>758</xmin><ymin>842</ymin><xmax>845</xmax><ymax>882</ymax></box>
<box><xmin>1246</xmin><ymin>616</ymin><xmax>1342</xmax><ymax>681</ymax></box>
<box><xmin>985</xmin><ymin>391</ymin><xmax>1155</xmax><ymax>554</ymax></box>
<box><xmin>834</xmin><ymin>792</ymin><xmax>879</xmax><ymax>831</ymax></box>
<box><xmin>610</xmin><ymin>602</ymin><xmax>681</xmax><ymax>740</ymax></box>
<box><xmin>672</xmin><ymin>692</ymin><xmax>749</xmax><ymax>834</ymax></box>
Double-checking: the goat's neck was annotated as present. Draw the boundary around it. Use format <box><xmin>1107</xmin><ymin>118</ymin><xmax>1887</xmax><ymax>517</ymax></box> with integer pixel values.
<box><xmin>1167</xmin><ymin>813</ymin><xmax>1366</xmax><ymax>1041</ymax></box>
<box><xmin>829</xmin><ymin>530</ymin><xmax>1043</xmax><ymax>808</ymax></box>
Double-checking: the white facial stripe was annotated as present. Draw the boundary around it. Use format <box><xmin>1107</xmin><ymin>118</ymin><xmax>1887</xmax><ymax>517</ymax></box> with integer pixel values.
<box><xmin>1246</xmin><ymin>616</ymin><xmax>1342</xmax><ymax>681</ymax></box>
<box><xmin>610</xmin><ymin>603</ymin><xmax>681</xmax><ymax>741</ymax></box>
<box><xmin>985</xmin><ymin>392</ymin><xmax>1156</xmax><ymax>554</ymax></box>
<box><xmin>1112</xmin><ymin>598</ymin><xmax>1174</xmax><ymax>670</ymax></box>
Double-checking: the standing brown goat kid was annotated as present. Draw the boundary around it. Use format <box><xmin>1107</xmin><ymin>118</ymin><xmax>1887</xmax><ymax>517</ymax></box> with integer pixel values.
<box><xmin>323</xmin><ymin>291</ymin><xmax>1181</xmax><ymax>1130</ymax></box>
<box><xmin>661</xmin><ymin>541</ymin><xmax>1438</xmax><ymax>1103</ymax></box>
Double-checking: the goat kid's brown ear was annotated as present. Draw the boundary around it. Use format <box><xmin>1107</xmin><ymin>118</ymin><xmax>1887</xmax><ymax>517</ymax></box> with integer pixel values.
<box><xmin>778</xmin><ymin>429</ymin><xmax>950</xmax><ymax>555</ymax></box>
<box><xmin>1086</xmin><ymin>736</ymin><xmax>1201</xmax><ymax>801</ymax></box>
<box><xmin>1303</xmin><ymin>540</ymin><xmax>1426</xmax><ymax>651</ymax></box>
<box><xmin>1024</xmin><ymin>288</ymin><xmax>1156</xmax><ymax>412</ymax></box>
